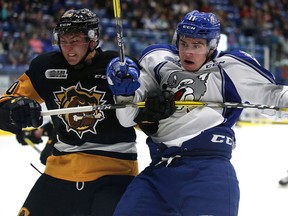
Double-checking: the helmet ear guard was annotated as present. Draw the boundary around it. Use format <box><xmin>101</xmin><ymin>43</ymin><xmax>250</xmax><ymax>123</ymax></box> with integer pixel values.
<box><xmin>52</xmin><ymin>31</ymin><xmax>58</xmax><ymax>46</ymax></box>
<box><xmin>87</xmin><ymin>29</ymin><xmax>99</xmax><ymax>50</ymax></box>
<box><xmin>208</xmin><ymin>38</ymin><xmax>219</xmax><ymax>50</ymax></box>
<box><xmin>88</xmin><ymin>30</ymin><xmax>96</xmax><ymax>39</ymax></box>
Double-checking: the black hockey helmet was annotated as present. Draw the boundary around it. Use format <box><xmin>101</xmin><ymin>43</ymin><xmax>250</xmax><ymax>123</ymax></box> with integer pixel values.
<box><xmin>53</xmin><ymin>8</ymin><xmax>100</xmax><ymax>50</ymax></box>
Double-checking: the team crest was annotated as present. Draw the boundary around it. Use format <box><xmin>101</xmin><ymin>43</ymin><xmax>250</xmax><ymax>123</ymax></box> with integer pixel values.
<box><xmin>53</xmin><ymin>82</ymin><xmax>106</xmax><ymax>138</ymax></box>
<box><xmin>165</xmin><ymin>71</ymin><xmax>209</xmax><ymax>111</ymax></box>
<box><xmin>165</xmin><ymin>71</ymin><xmax>209</xmax><ymax>101</ymax></box>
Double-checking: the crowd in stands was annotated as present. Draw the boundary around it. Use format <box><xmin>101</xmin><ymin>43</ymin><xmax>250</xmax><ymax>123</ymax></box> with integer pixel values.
<box><xmin>0</xmin><ymin>0</ymin><xmax>288</xmax><ymax>75</ymax></box>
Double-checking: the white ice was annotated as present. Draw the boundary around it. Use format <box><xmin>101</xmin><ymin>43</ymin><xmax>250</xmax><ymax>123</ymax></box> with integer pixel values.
<box><xmin>1</xmin><ymin>125</ymin><xmax>288</xmax><ymax>215</ymax></box>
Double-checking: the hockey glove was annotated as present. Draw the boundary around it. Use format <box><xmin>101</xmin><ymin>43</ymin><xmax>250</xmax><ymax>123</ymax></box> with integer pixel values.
<box><xmin>16</xmin><ymin>129</ymin><xmax>43</xmax><ymax>146</ymax></box>
<box><xmin>106</xmin><ymin>57</ymin><xmax>140</xmax><ymax>96</ymax></box>
<box><xmin>135</xmin><ymin>90</ymin><xmax>176</xmax><ymax>123</ymax></box>
<box><xmin>8</xmin><ymin>97</ymin><xmax>43</xmax><ymax>129</ymax></box>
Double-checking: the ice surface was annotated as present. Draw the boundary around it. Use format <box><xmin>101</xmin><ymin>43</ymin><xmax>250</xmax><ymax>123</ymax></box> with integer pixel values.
<box><xmin>1</xmin><ymin>125</ymin><xmax>288</xmax><ymax>215</ymax></box>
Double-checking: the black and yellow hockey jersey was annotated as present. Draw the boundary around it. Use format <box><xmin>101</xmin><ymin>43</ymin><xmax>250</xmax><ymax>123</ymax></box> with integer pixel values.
<box><xmin>0</xmin><ymin>48</ymin><xmax>138</xmax><ymax>181</ymax></box>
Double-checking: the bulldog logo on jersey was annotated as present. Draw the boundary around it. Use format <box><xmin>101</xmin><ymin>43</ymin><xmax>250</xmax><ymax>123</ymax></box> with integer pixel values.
<box><xmin>53</xmin><ymin>82</ymin><xmax>106</xmax><ymax>138</ymax></box>
<box><xmin>165</xmin><ymin>71</ymin><xmax>209</xmax><ymax>104</ymax></box>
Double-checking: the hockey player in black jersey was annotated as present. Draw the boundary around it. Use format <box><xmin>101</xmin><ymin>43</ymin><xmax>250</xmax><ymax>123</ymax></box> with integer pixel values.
<box><xmin>0</xmin><ymin>8</ymin><xmax>140</xmax><ymax>216</ymax></box>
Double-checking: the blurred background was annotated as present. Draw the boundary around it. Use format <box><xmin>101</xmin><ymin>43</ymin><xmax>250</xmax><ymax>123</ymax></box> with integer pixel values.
<box><xmin>0</xmin><ymin>0</ymin><xmax>288</xmax><ymax>95</ymax></box>
<box><xmin>1</xmin><ymin>125</ymin><xmax>288</xmax><ymax>215</ymax></box>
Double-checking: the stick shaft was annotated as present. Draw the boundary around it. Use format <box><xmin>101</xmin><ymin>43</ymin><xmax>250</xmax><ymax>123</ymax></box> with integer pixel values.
<box><xmin>113</xmin><ymin>0</ymin><xmax>125</xmax><ymax>65</ymax></box>
<box><xmin>176</xmin><ymin>101</ymin><xmax>288</xmax><ymax>112</ymax></box>
<box><xmin>41</xmin><ymin>102</ymin><xmax>144</xmax><ymax>116</ymax></box>
<box><xmin>24</xmin><ymin>138</ymin><xmax>42</xmax><ymax>154</ymax></box>
<box><xmin>41</xmin><ymin>101</ymin><xmax>288</xmax><ymax>117</ymax></box>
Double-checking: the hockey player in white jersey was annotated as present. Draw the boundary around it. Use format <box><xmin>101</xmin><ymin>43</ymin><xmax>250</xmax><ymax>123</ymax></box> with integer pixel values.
<box><xmin>106</xmin><ymin>10</ymin><xmax>288</xmax><ymax>216</ymax></box>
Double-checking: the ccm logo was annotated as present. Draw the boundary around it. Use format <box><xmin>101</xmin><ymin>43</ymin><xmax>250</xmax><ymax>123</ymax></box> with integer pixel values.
<box><xmin>183</xmin><ymin>25</ymin><xmax>196</xmax><ymax>30</ymax></box>
<box><xmin>211</xmin><ymin>134</ymin><xmax>234</xmax><ymax>146</ymax></box>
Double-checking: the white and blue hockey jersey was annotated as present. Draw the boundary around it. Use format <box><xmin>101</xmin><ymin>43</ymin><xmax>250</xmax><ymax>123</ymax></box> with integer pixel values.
<box><xmin>117</xmin><ymin>44</ymin><xmax>288</xmax><ymax>159</ymax></box>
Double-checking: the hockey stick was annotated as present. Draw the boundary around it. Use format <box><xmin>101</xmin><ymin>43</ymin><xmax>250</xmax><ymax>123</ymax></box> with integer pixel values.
<box><xmin>175</xmin><ymin>101</ymin><xmax>288</xmax><ymax>112</ymax></box>
<box><xmin>40</xmin><ymin>101</ymin><xmax>288</xmax><ymax>117</ymax></box>
<box><xmin>23</xmin><ymin>138</ymin><xmax>42</xmax><ymax>154</ymax></box>
<box><xmin>41</xmin><ymin>102</ymin><xmax>144</xmax><ymax>116</ymax></box>
<box><xmin>113</xmin><ymin>0</ymin><xmax>125</xmax><ymax>67</ymax></box>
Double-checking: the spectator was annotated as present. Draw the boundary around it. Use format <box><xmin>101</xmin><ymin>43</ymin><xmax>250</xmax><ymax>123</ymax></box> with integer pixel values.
<box><xmin>0</xmin><ymin>1</ymin><xmax>288</xmax><ymax>82</ymax></box>
<box><xmin>7</xmin><ymin>41</ymin><xmax>26</xmax><ymax>65</ymax></box>
<box><xmin>275</xmin><ymin>59</ymin><xmax>288</xmax><ymax>85</ymax></box>
<box><xmin>29</xmin><ymin>32</ymin><xmax>43</xmax><ymax>55</ymax></box>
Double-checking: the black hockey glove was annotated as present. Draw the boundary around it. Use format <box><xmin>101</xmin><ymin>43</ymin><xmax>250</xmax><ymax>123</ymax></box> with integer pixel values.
<box><xmin>8</xmin><ymin>97</ymin><xmax>43</xmax><ymax>129</ymax></box>
<box><xmin>16</xmin><ymin>129</ymin><xmax>43</xmax><ymax>146</ymax></box>
<box><xmin>135</xmin><ymin>90</ymin><xmax>176</xmax><ymax>123</ymax></box>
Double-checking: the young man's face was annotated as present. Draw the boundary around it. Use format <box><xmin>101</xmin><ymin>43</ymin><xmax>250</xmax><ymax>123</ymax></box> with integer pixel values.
<box><xmin>59</xmin><ymin>33</ymin><xmax>90</xmax><ymax>65</ymax></box>
<box><xmin>178</xmin><ymin>37</ymin><xmax>210</xmax><ymax>72</ymax></box>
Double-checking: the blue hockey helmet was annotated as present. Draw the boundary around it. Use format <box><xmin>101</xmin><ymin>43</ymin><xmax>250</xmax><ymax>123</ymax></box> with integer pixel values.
<box><xmin>176</xmin><ymin>10</ymin><xmax>221</xmax><ymax>49</ymax></box>
<box><xmin>53</xmin><ymin>8</ymin><xmax>100</xmax><ymax>49</ymax></box>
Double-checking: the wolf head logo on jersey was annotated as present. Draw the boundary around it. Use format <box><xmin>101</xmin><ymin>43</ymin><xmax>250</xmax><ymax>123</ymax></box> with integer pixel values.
<box><xmin>165</xmin><ymin>71</ymin><xmax>209</xmax><ymax>101</ymax></box>
<box><xmin>54</xmin><ymin>82</ymin><xmax>106</xmax><ymax>138</ymax></box>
